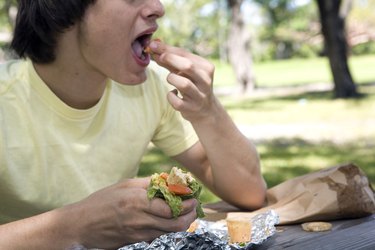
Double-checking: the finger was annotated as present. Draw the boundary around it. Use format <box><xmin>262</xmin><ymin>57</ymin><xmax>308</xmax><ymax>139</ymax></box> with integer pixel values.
<box><xmin>166</xmin><ymin>55</ymin><xmax>212</xmax><ymax>90</ymax></box>
<box><xmin>155</xmin><ymin>52</ymin><xmax>192</xmax><ymax>75</ymax></box>
<box><xmin>145</xmin><ymin>197</ymin><xmax>197</xmax><ymax>219</ymax></box>
<box><xmin>146</xmin><ymin>197</ymin><xmax>174</xmax><ymax>218</ymax></box>
<box><xmin>179</xmin><ymin>199</ymin><xmax>198</xmax><ymax>216</ymax></box>
<box><xmin>146</xmin><ymin>207</ymin><xmax>197</xmax><ymax>233</ymax></box>
<box><xmin>167</xmin><ymin>90</ymin><xmax>184</xmax><ymax>111</ymax></box>
<box><xmin>151</xmin><ymin>40</ymin><xmax>213</xmax><ymax>72</ymax></box>
<box><xmin>167</xmin><ymin>89</ymin><xmax>205</xmax><ymax>114</ymax></box>
<box><xmin>166</xmin><ymin>73</ymin><xmax>200</xmax><ymax>98</ymax></box>
<box><xmin>150</xmin><ymin>41</ymin><xmax>214</xmax><ymax>94</ymax></box>
<box><xmin>152</xmin><ymin>41</ymin><xmax>209</xmax><ymax>66</ymax></box>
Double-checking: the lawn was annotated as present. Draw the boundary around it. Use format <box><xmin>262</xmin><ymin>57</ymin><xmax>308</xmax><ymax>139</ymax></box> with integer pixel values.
<box><xmin>213</xmin><ymin>54</ymin><xmax>375</xmax><ymax>87</ymax></box>
<box><xmin>138</xmin><ymin>55</ymin><xmax>375</xmax><ymax>205</ymax></box>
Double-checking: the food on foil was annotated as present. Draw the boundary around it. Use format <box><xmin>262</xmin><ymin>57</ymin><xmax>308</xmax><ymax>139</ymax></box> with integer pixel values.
<box><xmin>119</xmin><ymin>210</ymin><xmax>280</xmax><ymax>250</ymax></box>
<box><xmin>301</xmin><ymin>222</ymin><xmax>332</xmax><ymax>232</ymax></box>
<box><xmin>226</xmin><ymin>218</ymin><xmax>252</xmax><ymax>244</ymax></box>
<box><xmin>147</xmin><ymin>167</ymin><xmax>205</xmax><ymax>218</ymax></box>
<box><xmin>187</xmin><ymin>220</ymin><xmax>200</xmax><ymax>233</ymax></box>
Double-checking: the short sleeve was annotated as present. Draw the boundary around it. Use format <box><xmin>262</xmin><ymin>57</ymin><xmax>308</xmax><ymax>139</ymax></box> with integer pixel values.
<box><xmin>148</xmin><ymin>64</ymin><xmax>199</xmax><ymax>156</ymax></box>
<box><xmin>152</xmin><ymin>101</ymin><xmax>199</xmax><ymax>156</ymax></box>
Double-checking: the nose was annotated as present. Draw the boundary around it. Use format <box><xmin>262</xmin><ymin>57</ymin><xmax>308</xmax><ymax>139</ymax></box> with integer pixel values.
<box><xmin>142</xmin><ymin>0</ymin><xmax>165</xmax><ymax>20</ymax></box>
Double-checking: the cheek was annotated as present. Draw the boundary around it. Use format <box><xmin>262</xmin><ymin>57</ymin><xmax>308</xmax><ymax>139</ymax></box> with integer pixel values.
<box><xmin>79</xmin><ymin>24</ymin><xmax>128</xmax><ymax>66</ymax></box>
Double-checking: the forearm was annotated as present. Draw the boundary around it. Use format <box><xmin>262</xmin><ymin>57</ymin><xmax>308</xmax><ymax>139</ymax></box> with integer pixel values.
<box><xmin>150</xmin><ymin>40</ymin><xmax>266</xmax><ymax>209</ymax></box>
<box><xmin>0</xmin><ymin>206</ymin><xmax>80</xmax><ymax>250</ymax></box>
<box><xmin>190</xmin><ymin>98</ymin><xmax>266</xmax><ymax>209</ymax></box>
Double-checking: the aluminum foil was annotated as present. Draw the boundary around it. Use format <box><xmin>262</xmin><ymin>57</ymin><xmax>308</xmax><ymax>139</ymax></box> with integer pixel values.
<box><xmin>118</xmin><ymin>210</ymin><xmax>279</xmax><ymax>250</ymax></box>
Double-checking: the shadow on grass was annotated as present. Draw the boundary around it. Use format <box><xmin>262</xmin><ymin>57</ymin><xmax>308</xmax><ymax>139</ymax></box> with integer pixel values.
<box><xmin>137</xmin><ymin>147</ymin><xmax>180</xmax><ymax>177</ymax></box>
<box><xmin>139</xmin><ymin>137</ymin><xmax>375</xmax><ymax>204</ymax></box>
<box><xmin>258</xmin><ymin>137</ymin><xmax>375</xmax><ymax>188</ymax></box>
<box><xmin>223</xmin><ymin>84</ymin><xmax>375</xmax><ymax>111</ymax></box>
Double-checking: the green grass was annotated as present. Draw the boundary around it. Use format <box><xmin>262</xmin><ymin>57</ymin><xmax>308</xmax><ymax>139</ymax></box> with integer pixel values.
<box><xmin>212</xmin><ymin>54</ymin><xmax>375</xmax><ymax>87</ymax></box>
<box><xmin>258</xmin><ymin>138</ymin><xmax>375</xmax><ymax>188</ymax></box>
<box><xmin>138</xmin><ymin>56</ymin><xmax>375</xmax><ymax>205</ymax></box>
<box><xmin>139</xmin><ymin>135</ymin><xmax>375</xmax><ymax>205</ymax></box>
<box><xmin>221</xmin><ymin>84</ymin><xmax>375</xmax><ymax>188</ymax></box>
<box><xmin>221</xmin><ymin>85</ymin><xmax>375</xmax><ymax>126</ymax></box>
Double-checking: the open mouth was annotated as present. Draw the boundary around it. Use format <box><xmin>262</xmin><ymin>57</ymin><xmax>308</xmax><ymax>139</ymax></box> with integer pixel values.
<box><xmin>131</xmin><ymin>33</ymin><xmax>152</xmax><ymax>63</ymax></box>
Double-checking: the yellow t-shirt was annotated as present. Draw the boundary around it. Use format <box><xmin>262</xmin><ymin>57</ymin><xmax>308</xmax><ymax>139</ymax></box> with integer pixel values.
<box><xmin>0</xmin><ymin>59</ymin><xmax>198</xmax><ymax>223</ymax></box>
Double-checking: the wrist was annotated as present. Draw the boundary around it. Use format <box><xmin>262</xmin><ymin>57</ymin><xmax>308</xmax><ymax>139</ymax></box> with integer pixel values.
<box><xmin>50</xmin><ymin>203</ymin><xmax>86</xmax><ymax>248</ymax></box>
<box><xmin>0</xmin><ymin>205</ymin><xmax>83</xmax><ymax>249</ymax></box>
<box><xmin>190</xmin><ymin>97</ymin><xmax>224</xmax><ymax>125</ymax></box>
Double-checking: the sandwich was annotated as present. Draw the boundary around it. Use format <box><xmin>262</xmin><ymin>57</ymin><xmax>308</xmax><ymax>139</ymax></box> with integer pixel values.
<box><xmin>147</xmin><ymin>167</ymin><xmax>205</xmax><ymax>218</ymax></box>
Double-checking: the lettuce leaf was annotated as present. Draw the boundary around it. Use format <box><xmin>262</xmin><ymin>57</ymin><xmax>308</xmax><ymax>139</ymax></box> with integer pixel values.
<box><xmin>147</xmin><ymin>171</ymin><xmax>205</xmax><ymax>218</ymax></box>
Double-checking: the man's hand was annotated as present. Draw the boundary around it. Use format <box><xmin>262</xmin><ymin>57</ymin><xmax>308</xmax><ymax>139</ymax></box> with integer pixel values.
<box><xmin>148</xmin><ymin>40</ymin><xmax>216</xmax><ymax>123</ymax></box>
<box><xmin>70</xmin><ymin>178</ymin><xmax>198</xmax><ymax>249</ymax></box>
<box><xmin>0</xmin><ymin>178</ymin><xmax>198</xmax><ymax>250</ymax></box>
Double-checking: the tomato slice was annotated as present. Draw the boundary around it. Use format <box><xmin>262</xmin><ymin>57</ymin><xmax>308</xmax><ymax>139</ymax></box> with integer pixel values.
<box><xmin>168</xmin><ymin>184</ymin><xmax>192</xmax><ymax>195</ymax></box>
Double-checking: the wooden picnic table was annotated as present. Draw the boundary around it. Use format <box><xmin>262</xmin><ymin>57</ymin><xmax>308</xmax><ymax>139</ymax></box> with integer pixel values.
<box><xmin>203</xmin><ymin>202</ymin><xmax>375</xmax><ymax>250</ymax></box>
<box><xmin>252</xmin><ymin>214</ymin><xmax>375</xmax><ymax>250</ymax></box>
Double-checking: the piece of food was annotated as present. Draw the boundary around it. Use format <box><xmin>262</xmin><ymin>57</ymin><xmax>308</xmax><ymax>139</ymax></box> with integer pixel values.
<box><xmin>301</xmin><ymin>222</ymin><xmax>332</xmax><ymax>232</ymax></box>
<box><xmin>143</xmin><ymin>46</ymin><xmax>153</xmax><ymax>55</ymax></box>
<box><xmin>187</xmin><ymin>220</ymin><xmax>199</xmax><ymax>233</ymax></box>
<box><xmin>147</xmin><ymin>167</ymin><xmax>205</xmax><ymax>218</ymax></box>
<box><xmin>226</xmin><ymin>218</ymin><xmax>252</xmax><ymax>244</ymax></box>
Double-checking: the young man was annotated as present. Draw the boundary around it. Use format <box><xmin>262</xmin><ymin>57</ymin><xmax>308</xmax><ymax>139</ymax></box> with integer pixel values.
<box><xmin>0</xmin><ymin>0</ymin><xmax>266</xmax><ymax>249</ymax></box>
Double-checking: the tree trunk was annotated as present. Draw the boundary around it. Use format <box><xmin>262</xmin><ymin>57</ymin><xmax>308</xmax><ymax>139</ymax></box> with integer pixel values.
<box><xmin>226</xmin><ymin>0</ymin><xmax>256</xmax><ymax>93</ymax></box>
<box><xmin>316</xmin><ymin>0</ymin><xmax>358</xmax><ymax>98</ymax></box>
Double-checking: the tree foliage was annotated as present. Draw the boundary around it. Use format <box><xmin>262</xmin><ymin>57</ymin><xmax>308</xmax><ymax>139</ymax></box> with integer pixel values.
<box><xmin>347</xmin><ymin>0</ymin><xmax>375</xmax><ymax>54</ymax></box>
<box><xmin>0</xmin><ymin>0</ymin><xmax>17</xmax><ymax>29</ymax></box>
<box><xmin>156</xmin><ymin>0</ymin><xmax>227</xmax><ymax>58</ymax></box>
<box><xmin>253</xmin><ymin>0</ymin><xmax>321</xmax><ymax>60</ymax></box>
<box><xmin>0</xmin><ymin>0</ymin><xmax>373</xmax><ymax>98</ymax></box>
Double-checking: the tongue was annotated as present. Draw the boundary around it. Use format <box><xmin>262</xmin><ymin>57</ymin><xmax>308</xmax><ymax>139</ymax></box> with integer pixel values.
<box><xmin>132</xmin><ymin>40</ymin><xmax>143</xmax><ymax>58</ymax></box>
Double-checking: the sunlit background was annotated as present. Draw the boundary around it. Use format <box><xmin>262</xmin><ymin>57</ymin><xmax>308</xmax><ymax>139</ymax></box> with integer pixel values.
<box><xmin>0</xmin><ymin>0</ymin><xmax>373</xmax><ymax>204</ymax></box>
<box><xmin>143</xmin><ymin>0</ymin><xmax>375</xmax><ymax>203</ymax></box>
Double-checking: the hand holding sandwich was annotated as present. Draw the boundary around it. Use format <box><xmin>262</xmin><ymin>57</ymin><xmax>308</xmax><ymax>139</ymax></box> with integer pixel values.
<box><xmin>49</xmin><ymin>178</ymin><xmax>197</xmax><ymax>249</ymax></box>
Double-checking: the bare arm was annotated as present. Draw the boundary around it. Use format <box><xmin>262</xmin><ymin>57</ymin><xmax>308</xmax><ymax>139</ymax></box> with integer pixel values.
<box><xmin>0</xmin><ymin>207</ymin><xmax>79</xmax><ymax>250</ymax></box>
<box><xmin>0</xmin><ymin>178</ymin><xmax>198</xmax><ymax>249</ymax></box>
<box><xmin>149</xmin><ymin>40</ymin><xmax>267</xmax><ymax>210</ymax></box>
<box><xmin>175</xmin><ymin>111</ymin><xmax>266</xmax><ymax>210</ymax></box>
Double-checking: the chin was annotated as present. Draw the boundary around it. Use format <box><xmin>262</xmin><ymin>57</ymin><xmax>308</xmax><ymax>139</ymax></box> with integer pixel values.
<box><xmin>114</xmin><ymin>71</ymin><xmax>147</xmax><ymax>85</ymax></box>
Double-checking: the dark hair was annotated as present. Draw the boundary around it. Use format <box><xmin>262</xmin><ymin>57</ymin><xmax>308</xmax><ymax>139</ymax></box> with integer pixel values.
<box><xmin>11</xmin><ymin>0</ymin><xmax>96</xmax><ymax>63</ymax></box>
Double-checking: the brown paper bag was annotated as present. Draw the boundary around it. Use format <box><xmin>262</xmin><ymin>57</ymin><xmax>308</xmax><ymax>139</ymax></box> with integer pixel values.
<box><xmin>225</xmin><ymin>163</ymin><xmax>375</xmax><ymax>225</ymax></box>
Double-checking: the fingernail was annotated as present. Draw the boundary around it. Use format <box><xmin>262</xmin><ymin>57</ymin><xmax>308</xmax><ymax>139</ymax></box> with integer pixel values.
<box><xmin>150</xmin><ymin>41</ymin><xmax>158</xmax><ymax>49</ymax></box>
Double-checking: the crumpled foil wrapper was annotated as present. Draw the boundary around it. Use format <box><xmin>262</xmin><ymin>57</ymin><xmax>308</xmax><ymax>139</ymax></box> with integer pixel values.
<box><xmin>118</xmin><ymin>210</ymin><xmax>279</xmax><ymax>250</ymax></box>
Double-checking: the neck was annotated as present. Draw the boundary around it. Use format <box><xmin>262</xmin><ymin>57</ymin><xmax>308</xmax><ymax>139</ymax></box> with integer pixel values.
<box><xmin>34</xmin><ymin>62</ymin><xmax>108</xmax><ymax>110</ymax></box>
<box><xmin>33</xmin><ymin>26</ymin><xmax>108</xmax><ymax>110</ymax></box>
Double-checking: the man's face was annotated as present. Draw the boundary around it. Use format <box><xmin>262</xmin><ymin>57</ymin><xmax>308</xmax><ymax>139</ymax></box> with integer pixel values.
<box><xmin>78</xmin><ymin>0</ymin><xmax>164</xmax><ymax>84</ymax></box>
